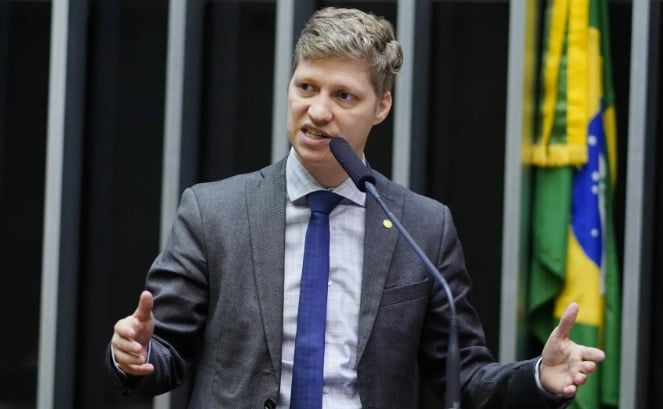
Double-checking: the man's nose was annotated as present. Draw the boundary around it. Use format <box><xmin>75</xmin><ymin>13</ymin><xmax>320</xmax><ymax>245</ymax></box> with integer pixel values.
<box><xmin>308</xmin><ymin>95</ymin><xmax>333</xmax><ymax>123</ymax></box>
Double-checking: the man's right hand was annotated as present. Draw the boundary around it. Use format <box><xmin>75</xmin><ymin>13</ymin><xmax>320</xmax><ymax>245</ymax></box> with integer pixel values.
<box><xmin>111</xmin><ymin>290</ymin><xmax>155</xmax><ymax>376</ymax></box>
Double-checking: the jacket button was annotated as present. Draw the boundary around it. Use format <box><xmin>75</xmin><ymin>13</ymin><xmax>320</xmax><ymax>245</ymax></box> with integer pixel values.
<box><xmin>264</xmin><ymin>399</ymin><xmax>276</xmax><ymax>409</ymax></box>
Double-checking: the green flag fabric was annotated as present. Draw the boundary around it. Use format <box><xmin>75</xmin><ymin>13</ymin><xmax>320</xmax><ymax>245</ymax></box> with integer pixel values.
<box><xmin>527</xmin><ymin>1</ymin><xmax>621</xmax><ymax>408</ymax></box>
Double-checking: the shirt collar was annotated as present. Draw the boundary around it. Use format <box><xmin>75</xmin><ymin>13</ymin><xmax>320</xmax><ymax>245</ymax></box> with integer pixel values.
<box><xmin>285</xmin><ymin>147</ymin><xmax>366</xmax><ymax>207</ymax></box>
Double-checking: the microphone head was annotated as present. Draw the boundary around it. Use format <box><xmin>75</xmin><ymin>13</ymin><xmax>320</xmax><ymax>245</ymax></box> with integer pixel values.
<box><xmin>329</xmin><ymin>137</ymin><xmax>375</xmax><ymax>192</ymax></box>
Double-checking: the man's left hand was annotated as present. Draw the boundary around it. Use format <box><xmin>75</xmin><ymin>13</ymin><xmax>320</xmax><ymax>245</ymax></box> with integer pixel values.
<box><xmin>540</xmin><ymin>302</ymin><xmax>606</xmax><ymax>397</ymax></box>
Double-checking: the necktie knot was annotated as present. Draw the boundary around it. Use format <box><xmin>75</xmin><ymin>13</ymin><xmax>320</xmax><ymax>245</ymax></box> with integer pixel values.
<box><xmin>307</xmin><ymin>190</ymin><xmax>342</xmax><ymax>215</ymax></box>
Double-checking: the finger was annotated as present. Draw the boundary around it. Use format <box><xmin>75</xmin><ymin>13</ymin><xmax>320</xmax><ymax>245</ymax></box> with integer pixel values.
<box><xmin>579</xmin><ymin>361</ymin><xmax>597</xmax><ymax>374</ymax></box>
<box><xmin>113</xmin><ymin>346</ymin><xmax>148</xmax><ymax>366</ymax></box>
<box><xmin>114</xmin><ymin>317</ymin><xmax>141</xmax><ymax>339</ymax></box>
<box><xmin>133</xmin><ymin>291</ymin><xmax>154</xmax><ymax>322</ymax></box>
<box><xmin>574</xmin><ymin>372</ymin><xmax>588</xmax><ymax>386</ymax></box>
<box><xmin>118</xmin><ymin>362</ymin><xmax>155</xmax><ymax>376</ymax></box>
<box><xmin>555</xmin><ymin>302</ymin><xmax>579</xmax><ymax>339</ymax></box>
<box><xmin>112</xmin><ymin>332</ymin><xmax>145</xmax><ymax>356</ymax></box>
<box><xmin>581</xmin><ymin>345</ymin><xmax>605</xmax><ymax>362</ymax></box>
<box><xmin>561</xmin><ymin>384</ymin><xmax>577</xmax><ymax>397</ymax></box>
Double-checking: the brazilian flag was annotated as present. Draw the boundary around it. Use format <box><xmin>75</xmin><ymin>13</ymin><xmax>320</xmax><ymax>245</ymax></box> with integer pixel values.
<box><xmin>527</xmin><ymin>0</ymin><xmax>621</xmax><ymax>408</ymax></box>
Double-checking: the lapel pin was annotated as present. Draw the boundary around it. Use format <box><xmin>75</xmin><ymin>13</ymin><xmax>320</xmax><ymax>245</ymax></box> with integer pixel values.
<box><xmin>382</xmin><ymin>219</ymin><xmax>393</xmax><ymax>229</ymax></box>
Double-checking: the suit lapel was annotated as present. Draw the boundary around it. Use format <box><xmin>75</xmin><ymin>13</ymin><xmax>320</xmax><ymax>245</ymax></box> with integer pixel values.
<box><xmin>356</xmin><ymin>179</ymin><xmax>403</xmax><ymax>363</ymax></box>
<box><xmin>246</xmin><ymin>160</ymin><xmax>287</xmax><ymax>376</ymax></box>
<box><xmin>245</xmin><ymin>163</ymin><xmax>404</xmax><ymax>373</ymax></box>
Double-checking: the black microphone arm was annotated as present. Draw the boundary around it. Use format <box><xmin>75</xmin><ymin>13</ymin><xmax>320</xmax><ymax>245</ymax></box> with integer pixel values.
<box><xmin>329</xmin><ymin>137</ymin><xmax>461</xmax><ymax>409</ymax></box>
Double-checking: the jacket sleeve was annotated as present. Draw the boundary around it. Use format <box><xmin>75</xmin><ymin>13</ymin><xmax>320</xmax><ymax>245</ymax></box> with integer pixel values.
<box><xmin>105</xmin><ymin>187</ymin><xmax>208</xmax><ymax>396</ymax></box>
<box><xmin>418</xmin><ymin>205</ymin><xmax>571</xmax><ymax>409</ymax></box>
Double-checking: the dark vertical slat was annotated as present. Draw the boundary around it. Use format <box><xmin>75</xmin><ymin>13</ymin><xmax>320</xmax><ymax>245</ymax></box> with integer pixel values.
<box><xmin>408</xmin><ymin>0</ymin><xmax>432</xmax><ymax>194</ymax></box>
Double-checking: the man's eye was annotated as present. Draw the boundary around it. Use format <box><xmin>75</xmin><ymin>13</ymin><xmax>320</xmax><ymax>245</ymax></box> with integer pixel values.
<box><xmin>337</xmin><ymin>91</ymin><xmax>355</xmax><ymax>102</ymax></box>
<box><xmin>297</xmin><ymin>83</ymin><xmax>313</xmax><ymax>92</ymax></box>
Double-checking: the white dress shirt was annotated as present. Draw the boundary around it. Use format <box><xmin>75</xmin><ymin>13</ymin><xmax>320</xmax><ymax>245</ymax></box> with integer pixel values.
<box><xmin>278</xmin><ymin>149</ymin><xmax>365</xmax><ymax>408</ymax></box>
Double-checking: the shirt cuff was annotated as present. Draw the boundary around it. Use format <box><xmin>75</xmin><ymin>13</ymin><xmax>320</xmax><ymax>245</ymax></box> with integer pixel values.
<box><xmin>534</xmin><ymin>356</ymin><xmax>545</xmax><ymax>391</ymax></box>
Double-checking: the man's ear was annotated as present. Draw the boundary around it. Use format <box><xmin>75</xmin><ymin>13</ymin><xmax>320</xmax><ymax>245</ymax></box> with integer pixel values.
<box><xmin>373</xmin><ymin>91</ymin><xmax>393</xmax><ymax>125</ymax></box>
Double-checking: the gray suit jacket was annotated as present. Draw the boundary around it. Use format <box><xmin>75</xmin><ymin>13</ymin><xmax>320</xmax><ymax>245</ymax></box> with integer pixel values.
<box><xmin>108</xmin><ymin>158</ymin><xmax>564</xmax><ymax>409</ymax></box>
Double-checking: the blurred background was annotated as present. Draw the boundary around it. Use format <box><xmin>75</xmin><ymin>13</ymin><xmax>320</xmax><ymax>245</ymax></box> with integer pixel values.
<box><xmin>0</xmin><ymin>0</ymin><xmax>660</xmax><ymax>408</ymax></box>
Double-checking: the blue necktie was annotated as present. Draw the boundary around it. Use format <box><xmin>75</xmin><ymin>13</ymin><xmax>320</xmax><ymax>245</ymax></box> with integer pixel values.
<box><xmin>290</xmin><ymin>190</ymin><xmax>343</xmax><ymax>409</ymax></box>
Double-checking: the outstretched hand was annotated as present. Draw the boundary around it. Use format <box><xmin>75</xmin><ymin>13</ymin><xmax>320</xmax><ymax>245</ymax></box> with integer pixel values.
<box><xmin>540</xmin><ymin>302</ymin><xmax>605</xmax><ymax>397</ymax></box>
<box><xmin>111</xmin><ymin>290</ymin><xmax>155</xmax><ymax>376</ymax></box>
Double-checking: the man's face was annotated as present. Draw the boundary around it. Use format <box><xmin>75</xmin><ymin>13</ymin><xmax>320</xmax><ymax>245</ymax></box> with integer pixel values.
<box><xmin>287</xmin><ymin>57</ymin><xmax>392</xmax><ymax>187</ymax></box>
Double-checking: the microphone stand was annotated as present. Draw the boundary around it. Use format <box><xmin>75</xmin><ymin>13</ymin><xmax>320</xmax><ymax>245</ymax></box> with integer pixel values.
<box><xmin>329</xmin><ymin>136</ymin><xmax>461</xmax><ymax>408</ymax></box>
<box><xmin>364</xmin><ymin>182</ymin><xmax>461</xmax><ymax>409</ymax></box>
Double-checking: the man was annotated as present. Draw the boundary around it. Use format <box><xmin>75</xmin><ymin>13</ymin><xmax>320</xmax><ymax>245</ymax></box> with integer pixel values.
<box><xmin>108</xmin><ymin>7</ymin><xmax>604</xmax><ymax>408</ymax></box>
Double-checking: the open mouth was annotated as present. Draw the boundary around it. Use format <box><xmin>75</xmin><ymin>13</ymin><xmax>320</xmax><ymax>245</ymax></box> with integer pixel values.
<box><xmin>302</xmin><ymin>127</ymin><xmax>332</xmax><ymax>140</ymax></box>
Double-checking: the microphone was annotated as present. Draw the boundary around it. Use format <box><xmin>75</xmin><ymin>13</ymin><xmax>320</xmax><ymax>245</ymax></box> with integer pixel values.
<box><xmin>330</xmin><ymin>137</ymin><xmax>461</xmax><ymax>409</ymax></box>
<box><xmin>329</xmin><ymin>139</ymin><xmax>375</xmax><ymax>192</ymax></box>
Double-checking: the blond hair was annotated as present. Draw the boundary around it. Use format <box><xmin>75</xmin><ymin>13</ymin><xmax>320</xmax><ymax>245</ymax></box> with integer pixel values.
<box><xmin>293</xmin><ymin>7</ymin><xmax>403</xmax><ymax>97</ymax></box>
